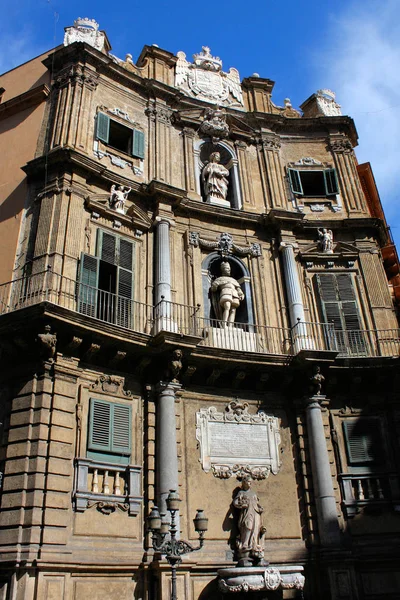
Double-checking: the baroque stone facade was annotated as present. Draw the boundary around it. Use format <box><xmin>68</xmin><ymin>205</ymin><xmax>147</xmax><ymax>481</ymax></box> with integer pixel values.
<box><xmin>0</xmin><ymin>17</ymin><xmax>400</xmax><ymax>600</ymax></box>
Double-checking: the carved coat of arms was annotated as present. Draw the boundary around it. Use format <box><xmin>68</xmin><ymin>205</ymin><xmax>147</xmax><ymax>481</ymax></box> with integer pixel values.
<box><xmin>175</xmin><ymin>47</ymin><xmax>244</xmax><ymax>108</ymax></box>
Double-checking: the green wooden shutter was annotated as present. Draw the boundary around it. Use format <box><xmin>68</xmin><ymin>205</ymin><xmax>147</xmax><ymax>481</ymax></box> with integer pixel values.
<box><xmin>343</xmin><ymin>419</ymin><xmax>384</xmax><ymax>465</ymax></box>
<box><xmin>78</xmin><ymin>253</ymin><xmax>99</xmax><ymax>317</ymax></box>
<box><xmin>316</xmin><ymin>274</ymin><xmax>342</xmax><ymax>329</ymax></box>
<box><xmin>97</xmin><ymin>230</ymin><xmax>117</xmax><ymax>265</ymax></box>
<box><xmin>336</xmin><ymin>274</ymin><xmax>362</xmax><ymax>330</ymax></box>
<box><xmin>132</xmin><ymin>129</ymin><xmax>145</xmax><ymax>159</ymax></box>
<box><xmin>96</xmin><ymin>113</ymin><xmax>110</xmax><ymax>143</ymax></box>
<box><xmin>288</xmin><ymin>168</ymin><xmax>303</xmax><ymax>195</ymax></box>
<box><xmin>324</xmin><ymin>168</ymin><xmax>339</xmax><ymax>195</ymax></box>
<box><xmin>116</xmin><ymin>238</ymin><xmax>134</xmax><ymax>327</ymax></box>
<box><xmin>88</xmin><ymin>399</ymin><xmax>131</xmax><ymax>463</ymax></box>
<box><xmin>316</xmin><ymin>273</ymin><xmax>364</xmax><ymax>354</ymax></box>
<box><xmin>111</xmin><ymin>404</ymin><xmax>131</xmax><ymax>455</ymax></box>
<box><xmin>89</xmin><ymin>399</ymin><xmax>112</xmax><ymax>452</ymax></box>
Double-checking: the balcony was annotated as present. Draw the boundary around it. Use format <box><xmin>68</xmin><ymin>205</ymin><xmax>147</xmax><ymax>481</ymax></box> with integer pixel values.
<box><xmin>339</xmin><ymin>472</ymin><xmax>400</xmax><ymax>518</ymax></box>
<box><xmin>0</xmin><ymin>270</ymin><xmax>399</xmax><ymax>359</ymax></box>
<box><xmin>74</xmin><ymin>458</ymin><xmax>142</xmax><ymax>515</ymax></box>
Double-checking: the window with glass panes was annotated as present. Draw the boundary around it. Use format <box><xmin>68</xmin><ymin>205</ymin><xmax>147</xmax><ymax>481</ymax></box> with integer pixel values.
<box><xmin>96</xmin><ymin>112</ymin><xmax>145</xmax><ymax>159</ymax></box>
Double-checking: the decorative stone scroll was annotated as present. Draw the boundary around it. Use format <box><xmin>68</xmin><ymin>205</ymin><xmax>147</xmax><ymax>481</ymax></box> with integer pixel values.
<box><xmin>90</xmin><ymin>375</ymin><xmax>131</xmax><ymax>397</ymax></box>
<box><xmin>218</xmin><ymin>566</ymin><xmax>305</xmax><ymax>594</ymax></box>
<box><xmin>200</xmin><ymin>107</ymin><xmax>230</xmax><ymax>143</ymax></box>
<box><xmin>189</xmin><ymin>231</ymin><xmax>261</xmax><ymax>258</ymax></box>
<box><xmin>196</xmin><ymin>401</ymin><xmax>281</xmax><ymax>480</ymax></box>
<box><xmin>292</xmin><ymin>157</ymin><xmax>323</xmax><ymax>166</ymax></box>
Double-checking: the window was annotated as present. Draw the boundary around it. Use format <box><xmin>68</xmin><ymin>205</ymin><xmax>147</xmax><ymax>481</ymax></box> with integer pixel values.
<box><xmin>96</xmin><ymin>112</ymin><xmax>145</xmax><ymax>159</ymax></box>
<box><xmin>315</xmin><ymin>273</ymin><xmax>365</xmax><ymax>355</ymax></box>
<box><xmin>88</xmin><ymin>398</ymin><xmax>131</xmax><ymax>465</ymax></box>
<box><xmin>343</xmin><ymin>418</ymin><xmax>385</xmax><ymax>468</ymax></box>
<box><xmin>78</xmin><ymin>230</ymin><xmax>135</xmax><ymax>327</ymax></box>
<box><xmin>339</xmin><ymin>417</ymin><xmax>395</xmax><ymax>517</ymax></box>
<box><xmin>288</xmin><ymin>168</ymin><xmax>339</xmax><ymax>197</ymax></box>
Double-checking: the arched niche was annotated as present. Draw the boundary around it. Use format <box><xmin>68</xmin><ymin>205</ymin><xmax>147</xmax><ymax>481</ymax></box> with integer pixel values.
<box><xmin>201</xmin><ymin>253</ymin><xmax>254</xmax><ymax>325</ymax></box>
<box><xmin>194</xmin><ymin>139</ymin><xmax>242</xmax><ymax>210</ymax></box>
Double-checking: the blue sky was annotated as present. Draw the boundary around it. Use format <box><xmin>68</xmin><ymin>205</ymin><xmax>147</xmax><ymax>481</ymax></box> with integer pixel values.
<box><xmin>1</xmin><ymin>0</ymin><xmax>399</xmax><ymax>246</ymax></box>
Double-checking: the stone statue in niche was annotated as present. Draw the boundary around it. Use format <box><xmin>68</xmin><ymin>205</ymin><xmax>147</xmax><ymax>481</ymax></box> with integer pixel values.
<box><xmin>201</xmin><ymin>152</ymin><xmax>229</xmax><ymax>203</ymax></box>
<box><xmin>109</xmin><ymin>184</ymin><xmax>131</xmax><ymax>214</ymax></box>
<box><xmin>318</xmin><ymin>228</ymin><xmax>334</xmax><ymax>253</ymax></box>
<box><xmin>210</xmin><ymin>261</ymin><xmax>244</xmax><ymax>327</ymax></box>
<box><xmin>232</xmin><ymin>475</ymin><xmax>267</xmax><ymax>566</ymax></box>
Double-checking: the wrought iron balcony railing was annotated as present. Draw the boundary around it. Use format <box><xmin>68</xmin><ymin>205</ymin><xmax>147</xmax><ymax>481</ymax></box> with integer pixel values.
<box><xmin>1</xmin><ymin>271</ymin><xmax>399</xmax><ymax>359</ymax></box>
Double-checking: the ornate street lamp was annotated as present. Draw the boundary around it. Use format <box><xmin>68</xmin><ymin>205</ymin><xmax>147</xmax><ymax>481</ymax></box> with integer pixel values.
<box><xmin>147</xmin><ymin>489</ymin><xmax>208</xmax><ymax>600</ymax></box>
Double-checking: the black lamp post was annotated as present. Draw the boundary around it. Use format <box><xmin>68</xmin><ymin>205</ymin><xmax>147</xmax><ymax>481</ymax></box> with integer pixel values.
<box><xmin>147</xmin><ymin>489</ymin><xmax>208</xmax><ymax>600</ymax></box>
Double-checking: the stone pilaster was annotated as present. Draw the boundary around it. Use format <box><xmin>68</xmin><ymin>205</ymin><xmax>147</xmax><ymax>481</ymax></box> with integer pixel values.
<box><xmin>305</xmin><ymin>395</ymin><xmax>341</xmax><ymax>546</ymax></box>
<box><xmin>181</xmin><ymin>127</ymin><xmax>197</xmax><ymax>196</ymax></box>
<box><xmin>156</xmin><ymin>382</ymin><xmax>180</xmax><ymax>515</ymax></box>
<box><xmin>329</xmin><ymin>138</ymin><xmax>367</xmax><ymax>214</ymax></box>
<box><xmin>261</xmin><ymin>136</ymin><xmax>286</xmax><ymax>209</ymax></box>
<box><xmin>51</xmin><ymin>64</ymin><xmax>98</xmax><ymax>151</ymax></box>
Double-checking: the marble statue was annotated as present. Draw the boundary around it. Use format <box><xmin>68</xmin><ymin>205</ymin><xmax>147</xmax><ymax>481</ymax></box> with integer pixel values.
<box><xmin>109</xmin><ymin>184</ymin><xmax>131</xmax><ymax>214</ymax></box>
<box><xmin>232</xmin><ymin>476</ymin><xmax>267</xmax><ymax>566</ymax></box>
<box><xmin>318</xmin><ymin>228</ymin><xmax>333</xmax><ymax>253</ymax></box>
<box><xmin>201</xmin><ymin>152</ymin><xmax>229</xmax><ymax>203</ymax></box>
<box><xmin>310</xmin><ymin>365</ymin><xmax>325</xmax><ymax>396</ymax></box>
<box><xmin>210</xmin><ymin>261</ymin><xmax>244</xmax><ymax>327</ymax></box>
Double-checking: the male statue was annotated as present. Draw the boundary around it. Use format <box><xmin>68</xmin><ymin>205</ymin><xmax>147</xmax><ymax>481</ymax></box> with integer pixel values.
<box><xmin>210</xmin><ymin>261</ymin><xmax>244</xmax><ymax>327</ymax></box>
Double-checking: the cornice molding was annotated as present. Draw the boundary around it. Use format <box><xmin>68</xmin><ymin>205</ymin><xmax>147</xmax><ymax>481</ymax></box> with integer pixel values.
<box><xmin>0</xmin><ymin>84</ymin><xmax>50</xmax><ymax>121</ymax></box>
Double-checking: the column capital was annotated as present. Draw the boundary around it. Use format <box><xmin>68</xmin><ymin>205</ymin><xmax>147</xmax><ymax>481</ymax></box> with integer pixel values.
<box><xmin>155</xmin><ymin>215</ymin><xmax>176</xmax><ymax>227</ymax></box>
<box><xmin>156</xmin><ymin>381</ymin><xmax>182</xmax><ymax>395</ymax></box>
<box><xmin>304</xmin><ymin>395</ymin><xmax>331</xmax><ymax>413</ymax></box>
<box><xmin>279</xmin><ymin>239</ymin><xmax>298</xmax><ymax>251</ymax></box>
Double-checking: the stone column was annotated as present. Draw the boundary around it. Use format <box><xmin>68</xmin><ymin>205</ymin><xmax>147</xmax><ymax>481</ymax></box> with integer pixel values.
<box><xmin>305</xmin><ymin>395</ymin><xmax>341</xmax><ymax>546</ymax></box>
<box><xmin>280</xmin><ymin>242</ymin><xmax>305</xmax><ymax>326</ymax></box>
<box><xmin>156</xmin><ymin>382</ymin><xmax>180</xmax><ymax>516</ymax></box>
<box><xmin>154</xmin><ymin>216</ymin><xmax>176</xmax><ymax>332</ymax></box>
<box><xmin>155</xmin><ymin>216</ymin><xmax>173</xmax><ymax>304</ymax></box>
<box><xmin>280</xmin><ymin>242</ymin><xmax>310</xmax><ymax>350</ymax></box>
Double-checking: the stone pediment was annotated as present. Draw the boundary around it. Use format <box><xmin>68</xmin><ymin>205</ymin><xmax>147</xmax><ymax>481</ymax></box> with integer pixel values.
<box><xmin>300</xmin><ymin>241</ymin><xmax>359</xmax><ymax>258</ymax></box>
<box><xmin>299</xmin><ymin>241</ymin><xmax>359</xmax><ymax>269</ymax></box>
<box><xmin>85</xmin><ymin>194</ymin><xmax>151</xmax><ymax>231</ymax></box>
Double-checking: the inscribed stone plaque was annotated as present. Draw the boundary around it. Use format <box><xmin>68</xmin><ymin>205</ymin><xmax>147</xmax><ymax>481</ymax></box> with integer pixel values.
<box><xmin>196</xmin><ymin>401</ymin><xmax>281</xmax><ymax>480</ymax></box>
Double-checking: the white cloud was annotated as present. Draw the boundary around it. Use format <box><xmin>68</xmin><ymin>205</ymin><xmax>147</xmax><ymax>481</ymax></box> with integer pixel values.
<box><xmin>313</xmin><ymin>0</ymin><xmax>400</xmax><ymax>231</ymax></box>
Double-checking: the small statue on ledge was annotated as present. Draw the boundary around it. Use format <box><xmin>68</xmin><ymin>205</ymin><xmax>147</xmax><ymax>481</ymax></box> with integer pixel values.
<box><xmin>37</xmin><ymin>325</ymin><xmax>57</xmax><ymax>363</ymax></box>
<box><xmin>310</xmin><ymin>365</ymin><xmax>325</xmax><ymax>396</ymax></box>
<box><xmin>232</xmin><ymin>475</ymin><xmax>267</xmax><ymax>567</ymax></box>
<box><xmin>165</xmin><ymin>349</ymin><xmax>183</xmax><ymax>383</ymax></box>
<box><xmin>109</xmin><ymin>184</ymin><xmax>131</xmax><ymax>214</ymax></box>
<box><xmin>318</xmin><ymin>228</ymin><xmax>334</xmax><ymax>253</ymax></box>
